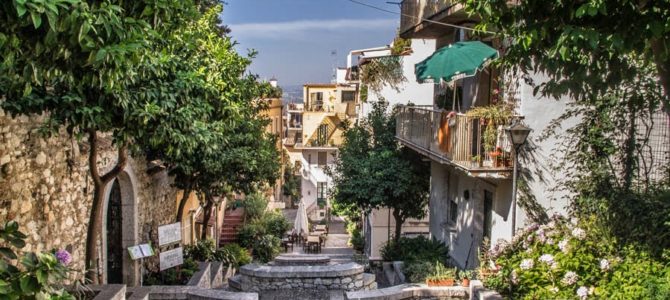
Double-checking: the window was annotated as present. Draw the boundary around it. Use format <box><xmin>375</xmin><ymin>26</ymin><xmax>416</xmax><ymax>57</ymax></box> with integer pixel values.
<box><xmin>317</xmin><ymin>182</ymin><xmax>326</xmax><ymax>199</ymax></box>
<box><xmin>316</xmin><ymin>124</ymin><xmax>329</xmax><ymax>146</ymax></box>
<box><xmin>320</xmin><ymin>211</ymin><xmax>325</xmax><ymax>217</ymax></box>
<box><xmin>341</xmin><ymin>90</ymin><xmax>356</xmax><ymax>102</ymax></box>
<box><xmin>449</xmin><ymin>200</ymin><xmax>458</xmax><ymax>224</ymax></box>
<box><xmin>318</xmin><ymin>152</ymin><xmax>327</xmax><ymax>166</ymax></box>
<box><xmin>308</xmin><ymin>154</ymin><xmax>312</xmax><ymax>164</ymax></box>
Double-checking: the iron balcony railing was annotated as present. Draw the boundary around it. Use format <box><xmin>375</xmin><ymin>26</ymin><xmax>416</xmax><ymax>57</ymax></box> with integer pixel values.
<box><xmin>396</xmin><ymin>105</ymin><xmax>515</xmax><ymax>176</ymax></box>
<box><xmin>400</xmin><ymin>0</ymin><xmax>454</xmax><ymax>35</ymax></box>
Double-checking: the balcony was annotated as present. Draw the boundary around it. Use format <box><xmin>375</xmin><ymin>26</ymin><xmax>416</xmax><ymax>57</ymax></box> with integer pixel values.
<box><xmin>396</xmin><ymin>105</ymin><xmax>515</xmax><ymax>178</ymax></box>
<box><xmin>400</xmin><ymin>0</ymin><xmax>454</xmax><ymax>36</ymax></box>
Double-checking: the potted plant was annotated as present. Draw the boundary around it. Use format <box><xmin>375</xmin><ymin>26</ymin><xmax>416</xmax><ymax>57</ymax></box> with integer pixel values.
<box><xmin>459</xmin><ymin>270</ymin><xmax>474</xmax><ymax>287</ymax></box>
<box><xmin>489</xmin><ymin>147</ymin><xmax>503</xmax><ymax>168</ymax></box>
<box><xmin>470</xmin><ymin>155</ymin><xmax>480</xmax><ymax>168</ymax></box>
<box><xmin>465</xmin><ymin>104</ymin><xmax>514</xmax><ymax>153</ymax></box>
<box><xmin>426</xmin><ymin>262</ymin><xmax>456</xmax><ymax>287</ymax></box>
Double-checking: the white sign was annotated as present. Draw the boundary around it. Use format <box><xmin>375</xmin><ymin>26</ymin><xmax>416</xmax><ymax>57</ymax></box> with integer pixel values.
<box><xmin>158</xmin><ymin>222</ymin><xmax>182</xmax><ymax>246</ymax></box>
<box><xmin>159</xmin><ymin>247</ymin><xmax>184</xmax><ymax>271</ymax></box>
<box><xmin>128</xmin><ymin>243</ymin><xmax>154</xmax><ymax>260</ymax></box>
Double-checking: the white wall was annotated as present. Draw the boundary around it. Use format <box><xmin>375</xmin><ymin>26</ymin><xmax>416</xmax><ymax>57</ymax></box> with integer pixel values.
<box><xmin>360</xmin><ymin>39</ymin><xmax>436</xmax><ymax>117</ymax></box>
<box><xmin>514</xmin><ymin>72</ymin><xmax>576</xmax><ymax>226</ymax></box>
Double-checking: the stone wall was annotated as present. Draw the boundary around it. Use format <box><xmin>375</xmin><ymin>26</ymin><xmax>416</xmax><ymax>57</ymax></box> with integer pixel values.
<box><xmin>230</xmin><ymin>262</ymin><xmax>377</xmax><ymax>293</ymax></box>
<box><xmin>0</xmin><ymin>109</ymin><xmax>179</xmax><ymax>281</ymax></box>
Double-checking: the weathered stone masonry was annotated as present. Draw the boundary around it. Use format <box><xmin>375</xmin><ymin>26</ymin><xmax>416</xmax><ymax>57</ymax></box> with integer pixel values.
<box><xmin>0</xmin><ymin>108</ymin><xmax>179</xmax><ymax>283</ymax></box>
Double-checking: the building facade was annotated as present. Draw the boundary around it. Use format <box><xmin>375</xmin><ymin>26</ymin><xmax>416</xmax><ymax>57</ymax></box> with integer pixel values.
<box><xmin>283</xmin><ymin>83</ymin><xmax>359</xmax><ymax>221</ymax></box>
<box><xmin>393</xmin><ymin>0</ymin><xmax>576</xmax><ymax>269</ymax></box>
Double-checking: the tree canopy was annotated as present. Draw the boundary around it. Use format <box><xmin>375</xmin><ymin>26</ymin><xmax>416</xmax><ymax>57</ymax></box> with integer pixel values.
<box><xmin>0</xmin><ymin>0</ymin><xmax>279</xmax><ymax>281</ymax></box>
<box><xmin>328</xmin><ymin>101</ymin><xmax>429</xmax><ymax>240</ymax></box>
<box><xmin>461</xmin><ymin>0</ymin><xmax>670</xmax><ymax>116</ymax></box>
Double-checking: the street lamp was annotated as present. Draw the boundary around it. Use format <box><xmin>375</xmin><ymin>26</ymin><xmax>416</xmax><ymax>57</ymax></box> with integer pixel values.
<box><xmin>506</xmin><ymin>122</ymin><xmax>531</xmax><ymax>237</ymax></box>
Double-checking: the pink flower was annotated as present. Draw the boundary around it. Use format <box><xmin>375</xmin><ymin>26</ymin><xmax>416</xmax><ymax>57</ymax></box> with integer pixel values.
<box><xmin>55</xmin><ymin>249</ymin><xmax>72</xmax><ymax>266</ymax></box>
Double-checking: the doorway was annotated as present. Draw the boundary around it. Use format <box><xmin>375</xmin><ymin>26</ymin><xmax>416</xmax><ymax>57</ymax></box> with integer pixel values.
<box><xmin>106</xmin><ymin>179</ymin><xmax>123</xmax><ymax>284</ymax></box>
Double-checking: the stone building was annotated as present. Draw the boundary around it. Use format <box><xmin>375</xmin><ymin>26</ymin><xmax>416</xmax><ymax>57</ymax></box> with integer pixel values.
<box><xmin>0</xmin><ymin>108</ymin><xmax>183</xmax><ymax>286</ymax></box>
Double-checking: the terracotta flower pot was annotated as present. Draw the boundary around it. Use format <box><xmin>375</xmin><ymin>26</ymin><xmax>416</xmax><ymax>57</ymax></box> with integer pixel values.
<box><xmin>443</xmin><ymin>278</ymin><xmax>455</xmax><ymax>286</ymax></box>
<box><xmin>461</xmin><ymin>279</ymin><xmax>470</xmax><ymax>287</ymax></box>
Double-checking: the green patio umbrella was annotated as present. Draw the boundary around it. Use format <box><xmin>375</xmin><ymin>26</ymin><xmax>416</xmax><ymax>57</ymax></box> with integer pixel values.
<box><xmin>415</xmin><ymin>41</ymin><xmax>499</xmax><ymax>84</ymax></box>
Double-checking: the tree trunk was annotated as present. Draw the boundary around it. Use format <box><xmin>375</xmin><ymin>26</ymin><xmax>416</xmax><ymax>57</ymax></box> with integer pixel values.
<box><xmin>651</xmin><ymin>38</ymin><xmax>670</xmax><ymax>119</ymax></box>
<box><xmin>392</xmin><ymin>208</ymin><xmax>404</xmax><ymax>242</ymax></box>
<box><xmin>84</xmin><ymin>130</ymin><xmax>128</xmax><ymax>284</ymax></box>
<box><xmin>200</xmin><ymin>196</ymin><xmax>214</xmax><ymax>240</ymax></box>
<box><xmin>176</xmin><ymin>184</ymin><xmax>192</xmax><ymax>223</ymax></box>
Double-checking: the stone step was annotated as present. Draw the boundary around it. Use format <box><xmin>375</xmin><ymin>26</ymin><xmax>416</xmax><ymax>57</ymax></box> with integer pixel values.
<box><xmin>228</xmin><ymin>275</ymin><xmax>242</xmax><ymax>291</ymax></box>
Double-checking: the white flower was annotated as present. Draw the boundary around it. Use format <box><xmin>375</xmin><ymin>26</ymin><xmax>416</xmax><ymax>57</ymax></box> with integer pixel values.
<box><xmin>547</xmin><ymin>238</ymin><xmax>555</xmax><ymax>245</ymax></box>
<box><xmin>562</xmin><ymin>271</ymin><xmax>578</xmax><ymax>285</ymax></box>
<box><xmin>539</xmin><ymin>254</ymin><xmax>555</xmax><ymax>265</ymax></box>
<box><xmin>511</xmin><ymin>270</ymin><xmax>519</xmax><ymax>284</ymax></box>
<box><xmin>550</xmin><ymin>286</ymin><xmax>559</xmax><ymax>293</ymax></box>
<box><xmin>577</xmin><ymin>286</ymin><xmax>589</xmax><ymax>299</ymax></box>
<box><xmin>600</xmin><ymin>258</ymin><xmax>610</xmax><ymax>271</ymax></box>
<box><xmin>572</xmin><ymin>228</ymin><xmax>586</xmax><ymax>240</ymax></box>
<box><xmin>558</xmin><ymin>239</ymin><xmax>569</xmax><ymax>253</ymax></box>
<box><xmin>520</xmin><ymin>258</ymin><xmax>534</xmax><ymax>270</ymax></box>
<box><xmin>570</xmin><ymin>217</ymin><xmax>579</xmax><ymax>225</ymax></box>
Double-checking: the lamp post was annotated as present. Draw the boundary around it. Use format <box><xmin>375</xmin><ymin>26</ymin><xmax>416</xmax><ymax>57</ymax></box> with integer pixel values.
<box><xmin>506</xmin><ymin>122</ymin><xmax>531</xmax><ymax>237</ymax></box>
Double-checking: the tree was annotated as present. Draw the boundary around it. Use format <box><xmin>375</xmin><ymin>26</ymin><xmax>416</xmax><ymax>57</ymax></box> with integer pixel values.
<box><xmin>0</xmin><ymin>0</ymin><xmax>270</xmax><ymax>282</ymax></box>
<box><xmin>328</xmin><ymin>101</ymin><xmax>429</xmax><ymax>241</ymax></box>
<box><xmin>461</xmin><ymin>0</ymin><xmax>670</xmax><ymax>117</ymax></box>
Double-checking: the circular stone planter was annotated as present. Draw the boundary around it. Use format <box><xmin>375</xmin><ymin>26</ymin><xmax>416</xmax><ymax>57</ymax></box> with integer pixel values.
<box><xmin>273</xmin><ymin>254</ymin><xmax>331</xmax><ymax>266</ymax></box>
<box><xmin>229</xmin><ymin>262</ymin><xmax>376</xmax><ymax>293</ymax></box>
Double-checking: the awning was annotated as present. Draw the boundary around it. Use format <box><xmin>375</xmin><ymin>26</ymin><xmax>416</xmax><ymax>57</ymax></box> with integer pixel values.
<box><xmin>415</xmin><ymin>41</ymin><xmax>498</xmax><ymax>83</ymax></box>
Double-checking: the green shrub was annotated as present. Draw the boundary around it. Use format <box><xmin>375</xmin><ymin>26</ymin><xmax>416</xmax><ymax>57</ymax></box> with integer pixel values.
<box><xmin>184</xmin><ymin>239</ymin><xmax>216</xmax><ymax>261</ymax></box>
<box><xmin>403</xmin><ymin>261</ymin><xmax>435</xmax><ymax>283</ymax></box>
<box><xmin>253</xmin><ymin>234</ymin><xmax>281</xmax><ymax>263</ymax></box>
<box><xmin>144</xmin><ymin>257</ymin><xmax>199</xmax><ymax>286</ymax></box>
<box><xmin>237</xmin><ymin>222</ymin><xmax>265</xmax><ymax>248</ymax></box>
<box><xmin>485</xmin><ymin>216</ymin><xmax>670</xmax><ymax>299</ymax></box>
<box><xmin>380</xmin><ymin>236</ymin><xmax>449</xmax><ymax>265</ymax></box>
<box><xmin>220</xmin><ymin>243</ymin><xmax>252</xmax><ymax>268</ymax></box>
<box><xmin>346</xmin><ymin>221</ymin><xmax>364</xmax><ymax>252</ymax></box>
<box><xmin>0</xmin><ymin>221</ymin><xmax>74</xmax><ymax>299</ymax></box>
<box><xmin>244</xmin><ymin>193</ymin><xmax>268</xmax><ymax>220</ymax></box>
<box><xmin>262</xmin><ymin>211</ymin><xmax>291</xmax><ymax>238</ymax></box>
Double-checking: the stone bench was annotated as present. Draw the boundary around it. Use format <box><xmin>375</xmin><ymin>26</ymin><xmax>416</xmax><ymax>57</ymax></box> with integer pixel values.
<box><xmin>273</xmin><ymin>254</ymin><xmax>331</xmax><ymax>266</ymax></box>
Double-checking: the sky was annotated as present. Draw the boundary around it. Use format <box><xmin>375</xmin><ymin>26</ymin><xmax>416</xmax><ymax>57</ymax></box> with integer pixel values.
<box><xmin>222</xmin><ymin>0</ymin><xmax>400</xmax><ymax>86</ymax></box>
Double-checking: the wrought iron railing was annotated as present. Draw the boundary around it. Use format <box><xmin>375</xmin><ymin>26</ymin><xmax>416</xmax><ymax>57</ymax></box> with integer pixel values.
<box><xmin>396</xmin><ymin>105</ymin><xmax>515</xmax><ymax>174</ymax></box>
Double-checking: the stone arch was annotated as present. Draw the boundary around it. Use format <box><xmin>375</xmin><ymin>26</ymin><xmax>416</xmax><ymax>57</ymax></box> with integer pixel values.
<box><xmin>101</xmin><ymin>164</ymin><xmax>140</xmax><ymax>286</ymax></box>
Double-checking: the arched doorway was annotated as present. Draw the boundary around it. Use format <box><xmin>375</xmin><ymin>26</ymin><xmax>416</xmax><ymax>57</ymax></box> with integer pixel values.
<box><xmin>106</xmin><ymin>179</ymin><xmax>123</xmax><ymax>283</ymax></box>
<box><xmin>102</xmin><ymin>168</ymin><xmax>139</xmax><ymax>285</ymax></box>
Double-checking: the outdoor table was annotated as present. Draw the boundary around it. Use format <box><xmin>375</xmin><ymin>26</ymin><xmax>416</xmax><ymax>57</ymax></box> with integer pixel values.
<box><xmin>307</xmin><ymin>236</ymin><xmax>321</xmax><ymax>253</ymax></box>
<box><xmin>315</xmin><ymin>224</ymin><xmax>327</xmax><ymax>233</ymax></box>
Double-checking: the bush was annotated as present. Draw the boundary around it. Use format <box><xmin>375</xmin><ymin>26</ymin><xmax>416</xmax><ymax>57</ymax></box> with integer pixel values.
<box><xmin>403</xmin><ymin>261</ymin><xmax>435</xmax><ymax>283</ymax></box>
<box><xmin>484</xmin><ymin>215</ymin><xmax>670</xmax><ymax>299</ymax></box>
<box><xmin>184</xmin><ymin>239</ymin><xmax>216</xmax><ymax>261</ymax></box>
<box><xmin>220</xmin><ymin>243</ymin><xmax>252</xmax><ymax>268</ymax></box>
<box><xmin>262</xmin><ymin>211</ymin><xmax>291</xmax><ymax>238</ymax></box>
<box><xmin>244</xmin><ymin>193</ymin><xmax>268</xmax><ymax>220</ymax></box>
<box><xmin>0</xmin><ymin>221</ymin><xmax>74</xmax><ymax>299</ymax></box>
<box><xmin>346</xmin><ymin>221</ymin><xmax>364</xmax><ymax>252</ymax></box>
<box><xmin>144</xmin><ymin>257</ymin><xmax>199</xmax><ymax>286</ymax></box>
<box><xmin>253</xmin><ymin>235</ymin><xmax>281</xmax><ymax>263</ymax></box>
<box><xmin>237</xmin><ymin>222</ymin><xmax>265</xmax><ymax>249</ymax></box>
<box><xmin>380</xmin><ymin>236</ymin><xmax>449</xmax><ymax>265</ymax></box>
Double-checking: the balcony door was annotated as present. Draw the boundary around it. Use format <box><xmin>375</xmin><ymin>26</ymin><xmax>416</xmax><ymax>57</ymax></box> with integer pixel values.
<box><xmin>317</xmin><ymin>151</ymin><xmax>327</xmax><ymax>167</ymax></box>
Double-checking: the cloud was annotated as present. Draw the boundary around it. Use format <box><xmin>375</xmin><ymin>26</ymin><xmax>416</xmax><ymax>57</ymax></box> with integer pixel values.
<box><xmin>229</xmin><ymin>19</ymin><xmax>397</xmax><ymax>39</ymax></box>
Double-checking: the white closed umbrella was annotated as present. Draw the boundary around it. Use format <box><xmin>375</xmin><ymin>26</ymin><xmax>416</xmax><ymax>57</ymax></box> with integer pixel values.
<box><xmin>294</xmin><ymin>200</ymin><xmax>309</xmax><ymax>235</ymax></box>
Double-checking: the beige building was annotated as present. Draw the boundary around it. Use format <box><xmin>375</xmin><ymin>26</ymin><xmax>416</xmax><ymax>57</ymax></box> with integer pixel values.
<box><xmin>260</xmin><ymin>97</ymin><xmax>285</xmax><ymax>209</ymax></box>
<box><xmin>283</xmin><ymin>83</ymin><xmax>359</xmax><ymax>221</ymax></box>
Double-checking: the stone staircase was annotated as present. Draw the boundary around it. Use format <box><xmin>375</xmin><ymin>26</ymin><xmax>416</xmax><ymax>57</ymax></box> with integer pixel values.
<box><xmin>219</xmin><ymin>209</ymin><xmax>244</xmax><ymax>245</ymax></box>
